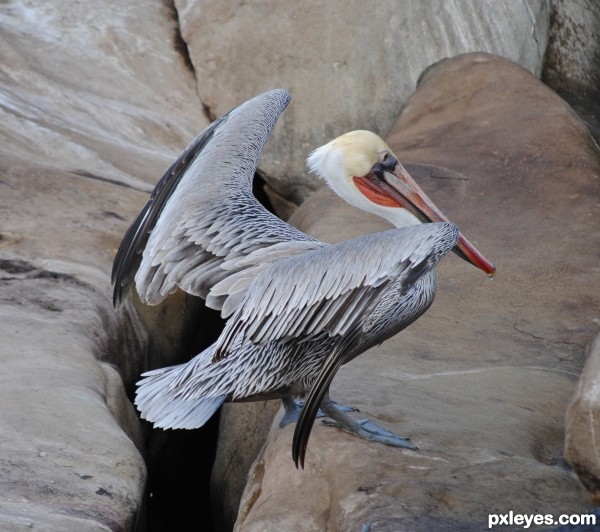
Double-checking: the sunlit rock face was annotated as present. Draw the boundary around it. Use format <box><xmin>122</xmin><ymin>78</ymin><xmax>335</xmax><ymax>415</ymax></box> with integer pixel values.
<box><xmin>0</xmin><ymin>0</ymin><xmax>206</xmax><ymax>529</ymax></box>
<box><xmin>177</xmin><ymin>0</ymin><xmax>550</xmax><ymax>204</ymax></box>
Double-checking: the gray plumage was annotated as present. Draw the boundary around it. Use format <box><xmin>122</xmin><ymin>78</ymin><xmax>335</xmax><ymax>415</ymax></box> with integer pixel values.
<box><xmin>112</xmin><ymin>89</ymin><xmax>461</xmax><ymax>467</ymax></box>
<box><xmin>112</xmin><ymin>88</ymin><xmax>312</xmax><ymax>308</ymax></box>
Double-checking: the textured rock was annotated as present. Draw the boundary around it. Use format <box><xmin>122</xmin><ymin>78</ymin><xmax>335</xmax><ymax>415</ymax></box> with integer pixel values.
<box><xmin>0</xmin><ymin>271</ymin><xmax>146</xmax><ymax>531</ymax></box>
<box><xmin>1</xmin><ymin>0</ymin><xmax>205</xmax><ymax>189</ymax></box>
<box><xmin>176</xmin><ymin>0</ymin><xmax>550</xmax><ymax>204</ymax></box>
<box><xmin>545</xmin><ymin>0</ymin><xmax>600</xmax><ymax>90</ymax></box>
<box><xmin>234</xmin><ymin>54</ymin><xmax>600</xmax><ymax>531</ymax></box>
<box><xmin>565</xmin><ymin>333</ymin><xmax>600</xmax><ymax>497</ymax></box>
<box><xmin>0</xmin><ymin>0</ymin><xmax>207</xmax><ymax>529</ymax></box>
<box><xmin>543</xmin><ymin>0</ymin><xmax>600</xmax><ymax>145</ymax></box>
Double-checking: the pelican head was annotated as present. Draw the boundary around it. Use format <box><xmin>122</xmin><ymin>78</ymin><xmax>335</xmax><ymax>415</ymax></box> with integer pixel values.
<box><xmin>307</xmin><ymin>130</ymin><xmax>495</xmax><ymax>276</ymax></box>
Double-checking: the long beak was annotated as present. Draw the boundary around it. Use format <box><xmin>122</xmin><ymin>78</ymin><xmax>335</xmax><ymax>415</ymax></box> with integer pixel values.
<box><xmin>361</xmin><ymin>153</ymin><xmax>496</xmax><ymax>276</ymax></box>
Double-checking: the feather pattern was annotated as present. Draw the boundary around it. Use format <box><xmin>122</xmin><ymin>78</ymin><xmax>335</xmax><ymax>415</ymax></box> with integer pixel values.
<box><xmin>112</xmin><ymin>90</ymin><xmax>477</xmax><ymax>467</ymax></box>
<box><xmin>213</xmin><ymin>223</ymin><xmax>458</xmax><ymax>360</ymax></box>
<box><xmin>135</xmin><ymin>224</ymin><xmax>455</xmax><ymax>448</ymax></box>
<box><xmin>112</xmin><ymin>89</ymin><xmax>317</xmax><ymax>310</ymax></box>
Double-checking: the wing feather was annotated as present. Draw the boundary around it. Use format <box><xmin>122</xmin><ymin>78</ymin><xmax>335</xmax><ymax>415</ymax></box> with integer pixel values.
<box><xmin>290</xmin><ymin>223</ymin><xmax>459</xmax><ymax>468</ymax></box>
<box><xmin>112</xmin><ymin>89</ymin><xmax>318</xmax><ymax>310</ymax></box>
<box><xmin>213</xmin><ymin>222</ymin><xmax>459</xmax><ymax>361</ymax></box>
<box><xmin>112</xmin><ymin>113</ymin><xmax>228</xmax><ymax>306</ymax></box>
<box><xmin>292</xmin><ymin>344</ymin><xmax>348</xmax><ymax>468</ymax></box>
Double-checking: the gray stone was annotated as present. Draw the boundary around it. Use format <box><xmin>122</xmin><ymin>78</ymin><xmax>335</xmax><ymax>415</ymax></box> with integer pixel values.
<box><xmin>176</xmin><ymin>0</ymin><xmax>550</xmax><ymax>203</ymax></box>
<box><xmin>545</xmin><ymin>0</ymin><xmax>600</xmax><ymax>90</ymax></box>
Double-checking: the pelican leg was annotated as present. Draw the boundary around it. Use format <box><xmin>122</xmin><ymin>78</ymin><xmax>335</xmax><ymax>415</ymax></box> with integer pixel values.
<box><xmin>319</xmin><ymin>396</ymin><xmax>417</xmax><ymax>450</ymax></box>
<box><xmin>279</xmin><ymin>395</ymin><xmax>359</xmax><ymax>428</ymax></box>
<box><xmin>279</xmin><ymin>396</ymin><xmax>303</xmax><ymax>427</ymax></box>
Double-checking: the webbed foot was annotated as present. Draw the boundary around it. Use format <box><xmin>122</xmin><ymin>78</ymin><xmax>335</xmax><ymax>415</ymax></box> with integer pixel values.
<box><xmin>320</xmin><ymin>400</ymin><xmax>417</xmax><ymax>450</ymax></box>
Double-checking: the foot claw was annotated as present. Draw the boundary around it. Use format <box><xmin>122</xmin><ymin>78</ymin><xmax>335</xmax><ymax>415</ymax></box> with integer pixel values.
<box><xmin>323</xmin><ymin>417</ymin><xmax>417</xmax><ymax>450</ymax></box>
<box><xmin>319</xmin><ymin>398</ymin><xmax>418</xmax><ymax>451</ymax></box>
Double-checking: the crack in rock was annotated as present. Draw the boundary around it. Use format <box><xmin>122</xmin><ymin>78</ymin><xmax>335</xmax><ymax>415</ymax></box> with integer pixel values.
<box><xmin>512</xmin><ymin>323</ymin><xmax>585</xmax><ymax>351</ymax></box>
<box><xmin>69</xmin><ymin>169</ymin><xmax>150</xmax><ymax>193</ymax></box>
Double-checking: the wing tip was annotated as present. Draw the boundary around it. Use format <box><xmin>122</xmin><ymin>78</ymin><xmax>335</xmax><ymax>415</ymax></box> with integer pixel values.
<box><xmin>292</xmin><ymin>436</ymin><xmax>307</xmax><ymax>470</ymax></box>
<box><xmin>112</xmin><ymin>281</ymin><xmax>131</xmax><ymax>309</ymax></box>
<box><xmin>112</xmin><ymin>285</ymin><xmax>123</xmax><ymax>309</ymax></box>
<box><xmin>268</xmin><ymin>87</ymin><xmax>291</xmax><ymax>103</ymax></box>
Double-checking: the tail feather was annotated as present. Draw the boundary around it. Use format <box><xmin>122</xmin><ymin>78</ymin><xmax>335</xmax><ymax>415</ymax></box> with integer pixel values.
<box><xmin>135</xmin><ymin>363</ymin><xmax>226</xmax><ymax>429</ymax></box>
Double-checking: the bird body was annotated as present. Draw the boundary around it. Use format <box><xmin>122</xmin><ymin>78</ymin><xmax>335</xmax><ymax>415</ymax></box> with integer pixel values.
<box><xmin>112</xmin><ymin>89</ymin><xmax>494</xmax><ymax>466</ymax></box>
<box><xmin>135</xmin><ymin>224</ymin><xmax>454</xmax><ymax>425</ymax></box>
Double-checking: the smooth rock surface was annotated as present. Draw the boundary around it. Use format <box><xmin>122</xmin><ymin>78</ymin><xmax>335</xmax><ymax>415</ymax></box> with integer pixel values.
<box><xmin>0</xmin><ymin>0</ymin><xmax>207</xmax><ymax>529</ymax></box>
<box><xmin>234</xmin><ymin>54</ymin><xmax>600</xmax><ymax>531</ymax></box>
<box><xmin>0</xmin><ymin>275</ymin><xmax>145</xmax><ymax>531</ymax></box>
<box><xmin>176</xmin><ymin>0</ymin><xmax>550</xmax><ymax>203</ymax></box>
<box><xmin>1</xmin><ymin>0</ymin><xmax>204</xmax><ymax>189</ymax></box>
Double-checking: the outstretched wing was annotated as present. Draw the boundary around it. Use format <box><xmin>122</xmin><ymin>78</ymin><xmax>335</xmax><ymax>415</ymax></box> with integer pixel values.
<box><xmin>112</xmin><ymin>89</ymin><xmax>318</xmax><ymax>308</ymax></box>
<box><xmin>213</xmin><ymin>222</ymin><xmax>459</xmax><ymax>360</ymax></box>
<box><xmin>211</xmin><ymin>222</ymin><xmax>458</xmax><ymax>466</ymax></box>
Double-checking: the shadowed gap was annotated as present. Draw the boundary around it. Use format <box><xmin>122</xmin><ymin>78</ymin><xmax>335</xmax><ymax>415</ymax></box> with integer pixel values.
<box><xmin>138</xmin><ymin>172</ymin><xmax>276</xmax><ymax>532</ymax></box>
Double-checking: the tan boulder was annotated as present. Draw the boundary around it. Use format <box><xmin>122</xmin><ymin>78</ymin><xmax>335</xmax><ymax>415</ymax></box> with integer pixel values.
<box><xmin>176</xmin><ymin>0</ymin><xmax>550</xmax><ymax>203</ymax></box>
<box><xmin>0</xmin><ymin>0</ymin><xmax>207</xmax><ymax>528</ymax></box>
<box><xmin>234</xmin><ymin>53</ymin><xmax>599</xmax><ymax>531</ymax></box>
<box><xmin>210</xmin><ymin>401</ymin><xmax>281</xmax><ymax>532</ymax></box>
<box><xmin>0</xmin><ymin>162</ymin><xmax>148</xmax><ymax>531</ymax></box>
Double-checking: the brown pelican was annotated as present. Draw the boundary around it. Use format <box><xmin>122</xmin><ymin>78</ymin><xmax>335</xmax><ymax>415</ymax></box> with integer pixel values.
<box><xmin>112</xmin><ymin>89</ymin><xmax>494</xmax><ymax>467</ymax></box>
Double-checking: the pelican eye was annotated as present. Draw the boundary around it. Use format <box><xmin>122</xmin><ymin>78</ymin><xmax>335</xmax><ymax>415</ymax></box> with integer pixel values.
<box><xmin>378</xmin><ymin>151</ymin><xmax>397</xmax><ymax>172</ymax></box>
